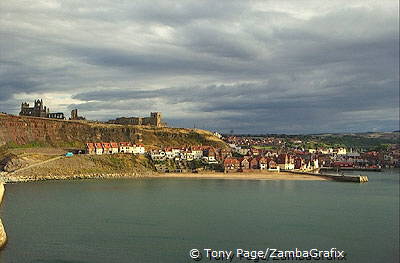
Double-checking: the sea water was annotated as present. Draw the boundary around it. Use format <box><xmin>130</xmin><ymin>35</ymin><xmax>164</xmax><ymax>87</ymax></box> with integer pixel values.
<box><xmin>0</xmin><ymin>170</ymin><xmax>398</xmax><ymax>262</ymax></box>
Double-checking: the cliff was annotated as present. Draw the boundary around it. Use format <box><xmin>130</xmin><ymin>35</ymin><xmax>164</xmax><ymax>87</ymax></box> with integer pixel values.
<box><xmin>0</xmin><ymin>114</ymin><xmax>227</xmax><ymax>149</ymax></box>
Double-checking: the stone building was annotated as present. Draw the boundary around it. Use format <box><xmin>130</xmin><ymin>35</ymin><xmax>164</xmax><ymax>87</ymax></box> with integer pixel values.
<box><xmin>19</xmin><ymin>99</ymin><xmax>65</xmax><ymax>119</ymax></box>
<box><xmin>19</xmin><ymin>99</ymin><xmax>48</xmax><ymax>118</ymax></box>
<box><xmin>108</xmin><ymin>112</ymin><xmax>164</xmax><ymax>127</ymax></box>
<box><xmin>70</xmin><ymin>109</ymin><xmax>86</xmax><ymax>120</ymax></box>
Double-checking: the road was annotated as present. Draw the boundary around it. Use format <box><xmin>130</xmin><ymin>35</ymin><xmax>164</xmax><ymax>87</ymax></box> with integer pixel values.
<box><xmin>6</xmin><ymin>155</ymin><xmax>64</xmax><ymax>176</ymax></box>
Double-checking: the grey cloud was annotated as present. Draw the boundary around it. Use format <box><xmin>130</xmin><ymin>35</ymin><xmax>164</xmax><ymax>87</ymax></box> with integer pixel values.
<box><xmin>0</xmin><ymin>0</ymin><xmax>398</xmax><ymax>133</ymax></box>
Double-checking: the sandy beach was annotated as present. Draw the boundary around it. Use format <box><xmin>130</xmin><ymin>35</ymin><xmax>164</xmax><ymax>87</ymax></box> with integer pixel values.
<box><xmin>148</xmin><ymin>171</ymin><xmax>329</xmax><ymax>181</ymax></box>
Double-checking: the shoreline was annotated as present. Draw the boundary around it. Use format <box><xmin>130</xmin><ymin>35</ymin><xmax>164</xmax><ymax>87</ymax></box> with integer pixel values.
<box><xmin>1</xmin><ymin>171</ymin><xmax>329</xmax><ymax>183</ymax></box>
<box><xmin>148</xmin><ymin>171</ymin><xmax>328</xmax><ymax>181</ymax></box>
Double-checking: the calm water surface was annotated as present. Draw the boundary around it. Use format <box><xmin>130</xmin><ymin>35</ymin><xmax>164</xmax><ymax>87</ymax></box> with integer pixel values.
<box><xmin>0</xmin><ymin>170</ymin><xmax>398</xmax><ymax>263</ymax></box>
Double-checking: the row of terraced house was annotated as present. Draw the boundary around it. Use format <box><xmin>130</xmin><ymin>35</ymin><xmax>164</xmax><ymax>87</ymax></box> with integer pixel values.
<box><xmin>149</xmin><ymin>146</ymin><xmax>231</xmax><ymax>164</ymax></box>
<box><xmin>223</xmin><ymin>153</ymin><xmax>319</xmax><ymax>173</ymax></box>
<box><xmin>223</xmin><ymin>156</ymin><xmax>280</xmax><ymax>172</ymax></box>
<box><xmin>86</xmin><ymin>142</ymin><xmax>145</xmax><ymax>155</ymax></box>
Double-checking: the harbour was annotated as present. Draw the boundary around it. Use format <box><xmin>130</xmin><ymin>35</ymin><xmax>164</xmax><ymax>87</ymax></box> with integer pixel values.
<box><xmin>0</xmin><ymin>169</ymin><xmax>398</xmax><ymax>263</ymax></box>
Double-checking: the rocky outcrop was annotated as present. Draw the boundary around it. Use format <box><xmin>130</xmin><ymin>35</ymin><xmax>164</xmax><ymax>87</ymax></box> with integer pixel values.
<box><xmin>2</xmin><ymin>156</ymin><xmax>29</xmax><ymax>172</ymax></box>
<box><xmin>0</xmin><ymin>183</ymin><xmax>6</xmax><ymax>249</ymax></box>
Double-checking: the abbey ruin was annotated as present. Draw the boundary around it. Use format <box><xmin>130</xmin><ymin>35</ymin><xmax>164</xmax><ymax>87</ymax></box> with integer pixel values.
<box><xmin>17</xmin><ymin>99</ymin><xmax>164</xmax><ymax>127</ymax></box>
<box><xmin>107</xmin><ymin>112</ymin><xmax>165</xmax><ymax>127</ymax></box>
<box><xmin>19</xmin><ymin>99</ymin><xmax>65</xmax><ymax>119</ymax></box>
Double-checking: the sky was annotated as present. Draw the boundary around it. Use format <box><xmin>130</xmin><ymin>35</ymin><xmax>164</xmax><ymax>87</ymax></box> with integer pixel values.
<box><xmin>0</xmin><ymin>0</ymin><xmax>399</xmax><ymax>134</ymax></box>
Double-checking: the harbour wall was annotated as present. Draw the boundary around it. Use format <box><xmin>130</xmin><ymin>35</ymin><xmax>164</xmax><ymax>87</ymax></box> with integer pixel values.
<box><xmin>285</xmin><ymin>170</ymin><xmax>368</xmax><ymax>183</ymax></box>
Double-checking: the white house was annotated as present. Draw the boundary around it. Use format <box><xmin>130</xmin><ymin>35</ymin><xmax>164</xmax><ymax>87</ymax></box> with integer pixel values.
<box><xmin>213</xmin><ymin>132</ymin><xmax>222</xmax><ymax>139</ymax></box>
<box><xmin>180</xmin><ymin>151</ymin><xmax>195</xmax><ymax>161</ymax></box>
<box><xmin>203</xmin><ymin>150</ymin><xmax>218</xmax><ymax>164</ymax></box>
<box><xmin>313</xmin><ymin>159</ymin><xmax>319</xmax><ymax>169</ymax></box>
<box><xmin>94</xmin><ymin>143</ymin><xmax>103</xmax><ymax>155</ymax></box>
<box><xmin>110</xmin><ymin>142</ymin><xmax>119</xmax><ymax>154</ymax></box>
<box><xmin>133</xmin><ymin>144</ymin><xmax>145</xmax><ymax>154</ymax></box>
<box><xmin>150</xmin><ymin>150</ymin><xmax>166</xmax><ymax>161</ymax></box>
<box><xmin>336</xmin><ymin>148</ymin><xmax>347</xmax><ymax>155</ymax></box>
<box><xmin>164</xmin><ymin>148</ymin><xmax>175</xmax><ymax>159</ymax></box>
<box><xmin>278</xmin><ymin>163</ymin><xmax>295</xmax><ymax>170</ymax></box>
<box><xmin>119</xmin><ymin>142</ymin><xmax>132</xmax><ymax>153</ymax></box>
<box><xmin>191</xmin><ymin>147</ymin><xmax>204</xmax><ymax>159</ymax></box>
<box><xmin>259</xmin><ymin>162</ymin><xmax>268</xmax><ymax>170</ymax></box>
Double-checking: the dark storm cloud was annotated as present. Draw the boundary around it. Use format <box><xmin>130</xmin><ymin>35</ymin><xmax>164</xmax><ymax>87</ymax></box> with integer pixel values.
<box><xmin>124</xmin><ymin>0</ymin><xmax>247</xmax><ymax>25</ymax></box>
<box><xmin>0</xmin><ymin>0</ymin><xmax>398</xmax><ymax>133</ymax></box>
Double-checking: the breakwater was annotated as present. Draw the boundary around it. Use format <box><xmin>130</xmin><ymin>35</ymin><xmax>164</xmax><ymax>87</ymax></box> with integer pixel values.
<box><xmin>320</xmin><ymin>167</ymin><xmax>382</xmax><ymax>172</ymax></box>
<box><xmin>0</xmin><ymin>183</ymin><xmax>6</xmax><ymax>249</ymax></box>
<box><xmin>285</xmin><ymin>170</ymin><xmax>369</xmax><ymax>183</ymax></box>
<box><xmin>322</xmin><ymin>173</ymin><xmax>369</xmax><ymax>183</ymax></box>
<box><xmin>2</xmin><ymin>172</ymin><xmax>155</xmax><ymax>183</ymax></box>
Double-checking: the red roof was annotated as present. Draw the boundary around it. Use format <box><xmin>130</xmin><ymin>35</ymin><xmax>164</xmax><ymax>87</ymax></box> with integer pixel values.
<box><xmin>119</xmin><ymin>142</ymin><xmax>132</xmax><ymax>147</ymax></box>
<box><xmin>110</xmin><ymin>142</ymin><xmax>118</xmax><ymax>148</ymax></box>
<box><xmin>256</xmin><ymin>156</ymin><xmax>267</xmax><ymax>163</ymax></box>
<box><xmin>102</xmin><ymin>142</ymin><xmax>111</xmax><ymax>148</ymax></box>
<box><xmin>224</xmin><ymin>158</ymin><xmax>240</xmax><ymax>165</ymax></box>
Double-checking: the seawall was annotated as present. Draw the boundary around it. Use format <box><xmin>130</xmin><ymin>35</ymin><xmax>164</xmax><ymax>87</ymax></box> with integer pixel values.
<box><xmin>285</xmin><ymin>170</ymin><xmax>368</xmax><ymax>183</ymax></box>
<box><xmin>4</xmin><ymin>172</ymin><xmax>154</xmax><ymax>183</ymax></box>
<box><xmin>0</xmin><ymin>183</ymin><xmax>6</xmax><ymax>249</ymax></box>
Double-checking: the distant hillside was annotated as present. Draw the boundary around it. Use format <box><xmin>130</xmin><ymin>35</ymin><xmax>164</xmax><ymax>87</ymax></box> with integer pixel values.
<box><xmin>227</xmin><ymin>131</ymin><xmax>399</xmax><ymax>151</ymax></box>
<box><xmin>0</xmin><ymin>114</ymin><xmax>227</xmax><ymax>149</ymax></box>
<box><xmin>308</xmin><ymin>132</ymin><xmax>399</xmax><ymax>150</ymax></box>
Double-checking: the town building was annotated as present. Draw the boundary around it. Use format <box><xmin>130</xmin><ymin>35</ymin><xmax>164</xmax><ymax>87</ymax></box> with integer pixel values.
<box><xmin>267</xmin><ymin>160</ymin><xmax>280</xmax><ymax>172</ymax></box>
<box><xmin>110</xmin><ymin>142</ymin><xmax>119</xmax><ymax>154</ymax></box>
<box><xmin>132</xmin><ymin>144</ymin><xmax>145</xmax><ymax>154</ymax></box>
<box><xmin>223</xmin><ymin>158</ymin><xmax>240</xmax><ymax>172</ymax></box>
<box><xmin>94</xmin><ymin>143</ymin><xmax>103</xmax><ymax>155</ymax></box>
<box><xmin>119</xmin><ymin>142</ymin><xmax>133</xmax><ymax>153</ymax></box>
<box><xmin>277</xmin><ymin>154</ymin><xmax>295</xmax><ymax>170</ymax></box>
<box><xmin>203</xmin><ymin>148</ymin><xmax>218</xmax><ymax>164</ymax></box>
<box><xmin>87</xmin><ymin>142</ymin><xmax>146</xmax><ymax>155</ymax></box>
<box><xmin>257</xmin><ymin>157</ymin><xmax>268</xmax><ymax>170</ymax></box>
<box><xmin>102</xmin><ymin>142</ymin><xmax>112</xmax><ymax>154</ymax></box>
<box><xmin>150</xmin><ymin>150</ymin><xmax>166</xmax><ymax>161</ymax></box>
<box><xmin>239</xmin><ymin>157</ymin><xmax>250</xmax><ymax>170</ymax></box>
